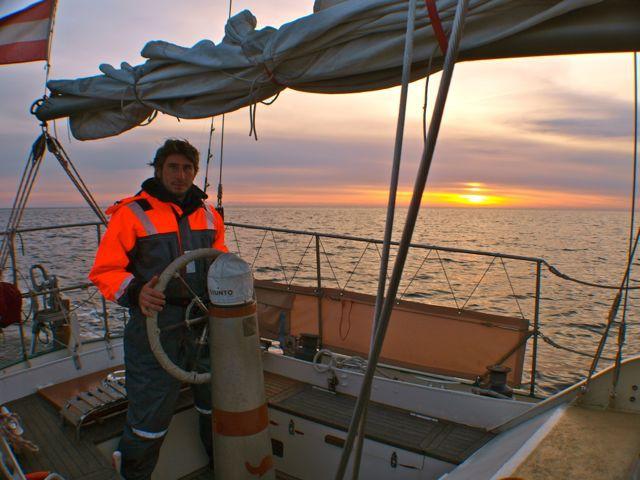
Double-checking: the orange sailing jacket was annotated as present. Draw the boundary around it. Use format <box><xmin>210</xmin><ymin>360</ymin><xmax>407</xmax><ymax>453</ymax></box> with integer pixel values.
<box><xmin>89</xmin><ymin>185</ymin><xmax>227</xmax><ymax>307</ymax></box>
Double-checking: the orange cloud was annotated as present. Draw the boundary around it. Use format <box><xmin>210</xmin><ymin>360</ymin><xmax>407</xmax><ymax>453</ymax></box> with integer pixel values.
<box><xmin>221</xmin><ymin>181</ymin><xmax>627</xmax><ymax>209</ymax></box>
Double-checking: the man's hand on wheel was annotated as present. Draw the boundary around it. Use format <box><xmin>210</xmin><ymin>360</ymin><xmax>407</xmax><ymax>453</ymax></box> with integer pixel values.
<box><xmin>139</xmin><ymin>275</ymin><xmax>165</xmax><ymax>316</ymax></box>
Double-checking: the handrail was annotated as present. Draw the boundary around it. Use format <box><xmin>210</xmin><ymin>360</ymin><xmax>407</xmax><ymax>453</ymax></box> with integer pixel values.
<box><xmin>5</xmin><ymin>220</ymin><xmax>630</xmax><ymax>290</ymax></box>
<box><xmin>19</xmin><ymin>282</ymin><xmax>93</xmax><ymax>298</ymax></box>
<box><xmin>0</xmin><ymin>221</ymin><xmax>101</xmax><ymax>235</ymax></box>
<box><xmin>1</xmin><ymin>220</ymin><xmax>545</xmax><ymax>263</ymax></box>
<box><xmin>1</xmin><ymin>216</ymin><xmax>634</xmax><ymax>400</ymax></box>
<box><xmin>226</xmin><ymin>222</ymin><xmax>546</xmax><ymax>264</ymax></box>
<box><xmin>1</xmin><ymin>218</ymin><xmax>543</xmax><ymax>393</ymax></box>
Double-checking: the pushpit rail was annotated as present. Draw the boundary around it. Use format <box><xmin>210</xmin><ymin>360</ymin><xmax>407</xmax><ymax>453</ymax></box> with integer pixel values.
<box><xmin>227</xmin><ymin>221</ymin><xmax>545</xmax><ymax>396</ymax></box>
<box><xmin>2</xmin><ymin>219</ymin><xmax>548</xmax><ymax>394</ymax></box>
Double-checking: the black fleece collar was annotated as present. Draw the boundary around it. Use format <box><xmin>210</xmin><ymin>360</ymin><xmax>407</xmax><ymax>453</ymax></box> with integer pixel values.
<box><xmin>141</xmin><ymin>177</ymin><xmax>208</xmax><ymax>216</ymax></box>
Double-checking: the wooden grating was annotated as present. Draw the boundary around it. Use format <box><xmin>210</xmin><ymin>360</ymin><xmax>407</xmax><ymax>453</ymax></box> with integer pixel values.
<box><xmin>37</xmin><ymin>366</ymin><xmax>124</xmax><ymax>410</ymax></box>
<box><xmin>270</xmin><ymin>384</ymin><xmax>494</xmax><ymax>465</ymax></box>
<box><xmin>264</xmin><ymin>371</ymin><xmax>305</xmax><ymax>404</ymax></box>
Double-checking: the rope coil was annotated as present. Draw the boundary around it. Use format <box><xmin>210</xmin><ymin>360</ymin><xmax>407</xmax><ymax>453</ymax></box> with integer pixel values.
<box><xmin>0</xmin><ymin>407</ymin><xmax>39</xmax><ymax>454</ymax></box>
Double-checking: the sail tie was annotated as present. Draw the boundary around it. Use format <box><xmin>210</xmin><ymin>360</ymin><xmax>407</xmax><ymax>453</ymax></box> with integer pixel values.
<box><xmin>425</xmin><ymin>0</ymin><xmax>448</xmax><ymax>55</ymax></box>
<box><xmin>263</xmin><ymin>64</ymin><xmax>285</xmax><ymax>88</ymax></box>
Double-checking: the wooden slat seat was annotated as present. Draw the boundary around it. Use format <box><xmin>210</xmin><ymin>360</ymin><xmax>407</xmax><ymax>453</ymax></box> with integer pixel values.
<box><xmin>38</xmin><ymin>367</ymin><xmax>124</xmax><ymax>410</ymax></box>
<box><xmin>37</xmin><ymin>367</ymin><xmax>128</xmax><ymax>437</ymax></box>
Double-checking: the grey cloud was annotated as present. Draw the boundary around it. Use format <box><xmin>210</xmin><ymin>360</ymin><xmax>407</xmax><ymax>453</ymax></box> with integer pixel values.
<box><xmin>423</xmin><ymin>133</ymin><xmax>632</xmax><ymax>197</ymax></box>
<box><xmin>529</xmin><ymin>116</ymin><xmax>632</xmax><ymax>138</ymax></box>
<box><xmin>518</xmin><ymin>88</ymin><xmax>634</xmax><ymax>139</ymax></box>
<box><xmin>215</xmin><ymin>133</ymin><xmax>393</xmax><ymax>185</ymax></box>
<box><xmin>1</xmin><ymin>112</ymin><xmax>633</xmax><ymax>208</ymax></box>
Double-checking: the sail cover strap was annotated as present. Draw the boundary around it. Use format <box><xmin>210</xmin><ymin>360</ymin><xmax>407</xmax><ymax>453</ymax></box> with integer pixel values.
<box><xmin>425</xmin><ymin>0</ymin><xmax>448</xmax><ymax>54</ymax></box>
<box><xmin>263</xmin><ymin>64</ymin><xmax>285</xmax><ymax>87</ymax></box>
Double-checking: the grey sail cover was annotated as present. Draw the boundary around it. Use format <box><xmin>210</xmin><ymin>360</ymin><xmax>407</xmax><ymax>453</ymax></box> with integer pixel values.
<box><xmin>35</xmin><ymin>0</ymin><xmax>640</xmax><ymax>140</ymax></box>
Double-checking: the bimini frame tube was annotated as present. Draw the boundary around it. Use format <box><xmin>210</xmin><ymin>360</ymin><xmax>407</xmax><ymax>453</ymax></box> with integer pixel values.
<box><xmin>352</xmin><ymin>0</ymin><xmax>418</xmax><ymax>476</ymax></box>
<box><xmin>335</xmin><ymin>1</ymin><xmax>471</xmax><ymax>478</ymax></box>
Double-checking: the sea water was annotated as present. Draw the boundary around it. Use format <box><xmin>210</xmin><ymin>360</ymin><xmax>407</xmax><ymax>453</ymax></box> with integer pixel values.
<box><xmin>0</xmin><ymin>206</ymin><xmax>637</xmax><ymax>394</ymax></box>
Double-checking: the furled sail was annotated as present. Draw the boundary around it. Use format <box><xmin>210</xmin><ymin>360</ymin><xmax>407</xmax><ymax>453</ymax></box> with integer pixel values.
<box><xmin>34</xmin><ymin>0</ymin><xmax>639</xmax><ymax>140</ymax></box>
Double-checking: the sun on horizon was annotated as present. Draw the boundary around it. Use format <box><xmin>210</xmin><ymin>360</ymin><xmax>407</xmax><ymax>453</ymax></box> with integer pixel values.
<box><xmin>427</xmin><ymin>182</ymin><xmax>507</xmax><ymax>207</ymax></box>
<box><xmin>183</xmin><ymin>180</ymin><xmax>627</xmax><ymax>209</ymax></box>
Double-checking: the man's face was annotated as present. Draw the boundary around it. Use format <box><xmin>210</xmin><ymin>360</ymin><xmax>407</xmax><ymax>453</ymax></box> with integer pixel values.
<box><xmin>158</xmin><ymin>153</ymin><xmax>196</xmax><ymax>199</ymax></box>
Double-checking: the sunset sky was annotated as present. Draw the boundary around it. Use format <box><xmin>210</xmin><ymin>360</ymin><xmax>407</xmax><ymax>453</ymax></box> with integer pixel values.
<box><xmin>0</xmin><ymin>1</ymin><xmax>637</xmax><ymax>209</ymax></box>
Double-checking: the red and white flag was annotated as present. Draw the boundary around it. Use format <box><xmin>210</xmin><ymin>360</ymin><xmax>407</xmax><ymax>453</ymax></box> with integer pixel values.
<box><xmin>0</xmin><ymin>0</ymin><xmax>56</xmax><ymax>65</ymax></box>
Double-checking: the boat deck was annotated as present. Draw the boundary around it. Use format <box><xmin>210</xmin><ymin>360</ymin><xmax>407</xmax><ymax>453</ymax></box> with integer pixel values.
<box><xmin>6</xmin><ymin>370</ymin><xmax>493</xmax><ymax>479</ymax></box>
<box><xmin>513</xmin><ymin>405</ymin><xmax>640</xmax><ymax>479</ymax></box>
<box><xmin>7</xmin><ymin>393</ymin><xmax>119</xmax><ymax>480</ymax></box>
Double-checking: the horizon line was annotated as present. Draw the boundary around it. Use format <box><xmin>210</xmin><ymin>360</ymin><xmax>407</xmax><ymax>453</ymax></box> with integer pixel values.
<box><xmin>0</xmin><ymin>204</ymin><xmax>631</xmax><ymax>212</ymax></box>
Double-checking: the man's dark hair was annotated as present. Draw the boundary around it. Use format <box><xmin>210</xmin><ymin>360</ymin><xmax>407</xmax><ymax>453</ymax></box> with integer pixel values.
<box><xmin>151</xmin><ymin>138</ymin><xmax>199</xmax><ymax>176</ymax></box>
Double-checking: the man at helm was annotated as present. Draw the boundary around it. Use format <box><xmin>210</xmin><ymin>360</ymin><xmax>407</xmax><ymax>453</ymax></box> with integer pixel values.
<box><xmin>89</xmin><ymin>138</ymin><xmax>227</xmax><ymax>479</ymax></box>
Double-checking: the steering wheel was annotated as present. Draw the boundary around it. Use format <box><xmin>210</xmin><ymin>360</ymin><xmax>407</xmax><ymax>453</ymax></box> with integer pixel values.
<box><xmin>145</xmin><ymin>248</ymin><xmax>224</xmax><ymax>384</ymax></box>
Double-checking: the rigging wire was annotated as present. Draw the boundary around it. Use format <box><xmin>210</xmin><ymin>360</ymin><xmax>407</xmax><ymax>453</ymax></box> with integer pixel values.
<box><xmin>336</xmin><ymin>0</ymin><xmax>470</xmax><ymax>477</ymax></box>
<box><xmin>42</xmin><ymin>0</ymin><xmax>58</xmax><ymax>97</ymax></box>
<box><xmin>582</xmin><ymin>53</ymin><xmax>640</xmax><ymax>390</ymax></box>
<box><xmin>0</xmin><ymin>135</ymin><xmax>47</xmax><ymax>274</ymax></box>
<box><xmin>43</xmin><ymin>1</ymin><xmax>59</xmax><ymax>140</ymax></box>
<box><xmin>286</xmin><ymin>235</ymin><xmax>314</xmax><ymax>287</ymax></box>
<box><xmin>1</xmin><ymin>126</ymin><xmax>108</xmax><ymax>279</ymax></box>
<box><xmin>585</xmin><ymin>225</ymin><xmax>640</xmax><ymax>388</ymax></box>
<box><xmin>422</xmin><ymin>49</ymin><xmax>436</xmax><ymax>144</ymax></box>
<box><xmin>217</xmin><ymin>114</ymin><xmax>226</xmax><ymax>213</ymax></box>
<box><xmin>1</xmin><ymin>2</ymin><xmax>79</xmax><ymax>280</ymax></box>
<box><xmin>499</xmin><ymin>257</ymin><xmax>526</xmax><ymax>320</ymax></box>
<box><xmin>435</xmin><ymin>249</ymin><xmax>460</xmax><ymax>309</ymax></box>
<box><xmin>459</xmin><ymin>256</ymin><xmax>495</xmax><ymax>312</ymax></box>
<box><xmin>46</xmin><ymin>134</ymin><xmax>107</xmax><ymax>225</ymax></box>
<box><xmin>399</xmin><ymin>249</ymin><xmax>433</xmax><ymax>299</ymax></box>
<box><xmin>201</xmin><ymin>112</ymin><xmax>227</xmax><ymax>214</ymax></box>
<box><xmin>544</xmin><ymin>262</ymin><xmax>640</xmax><ymax>289</ymax></box>
<box><xmin>341</xmin><ymin>242</ymin><xmax>372</xmax><ymax>294</ymax></box>
<box><xmin>203</xmin><ymin>117</ymin><xmax>215</xmax><ymax>193</ymax></box>
<box><xmin>612</xmin><ymin>51</ymin><xmax>639</xmax><ymax>394</ymax></box>
<box><xmin>203</xmin><ymin>0</ymin><xmax>233</xmax><ymax>216</ymax></box>
<box><xmin>539</xmin><ymin>330</ymin><xmax>615</xmax><ymax>362</ymax></box>
<box><xmin>351</xmin><ymin>0</ymin><xmax>419</xmax><ymax>474</ymax></box>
